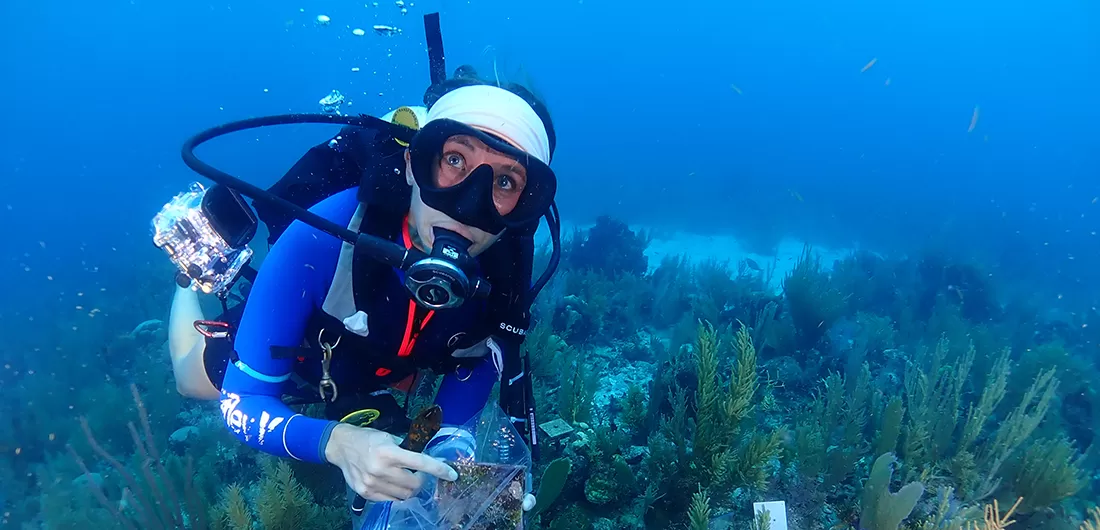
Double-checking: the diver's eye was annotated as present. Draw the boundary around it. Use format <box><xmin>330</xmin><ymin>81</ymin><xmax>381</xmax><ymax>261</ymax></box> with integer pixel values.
<box><xmin>497</xmin><ymin>174</ymin><xmax>516</xmax><ymax>191</ymax></box>
<box><xmin>444</xmin><ymin>153</ymin><xmax>465</xmax><ymax>170</ymax></box>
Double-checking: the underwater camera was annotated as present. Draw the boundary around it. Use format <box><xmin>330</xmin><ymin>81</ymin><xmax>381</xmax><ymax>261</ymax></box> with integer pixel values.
<box><xmin>152</xmin><ymin>182</ymin><xmax>257</xmax><ymax>297</ymax></box>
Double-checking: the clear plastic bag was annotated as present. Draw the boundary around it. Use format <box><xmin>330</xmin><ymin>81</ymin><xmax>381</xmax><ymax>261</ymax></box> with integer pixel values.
<box><xmin>383</xmin><ymin>403</ymin><xmax>531</xmax><ymax>530</ymax></box>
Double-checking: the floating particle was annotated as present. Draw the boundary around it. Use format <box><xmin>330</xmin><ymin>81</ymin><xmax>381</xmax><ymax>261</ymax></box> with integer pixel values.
<box><xmin>46</xmin><ymin>275</ymin><xmax>53</xmax><ymax>280</ymax></box>
<box><xmin>400</xmin><ymin>7</ymin><xmax>407</xmax><ymax>14</ymax></box>
<box><xmin>14</xmin><ymin>448</ymin><xmax>20</xmax><ymax>455</ymax></box>
<box><xmin>967</xmin><ymin>106</ymin><xmax>980</xmax><ymax>132</ymax></box>
<box><xmin>38</xmin><ymin>241</ymin><xmax>45</xmax><ymax>248</ymax></box>
<box><xmin>48</xmin><ymin>433</ymin><xmax>55</xmax><ymax>441</ymax></box>
<box><xmin>373</xmin><ymin>24</ymin><xmax>400</xmax><ymax>35</ymax></box>
<box><xmin>300</xmin><ymin>8</ymin><xmax>305</xmax><ymax>12</ymax></box>
<box><xmin>729</xmin><ymin>84</ymin><xmax>742</xmax><ymax>95</ymax></box>
<box><xmin>395</xmin><ymin>0</ymin><xmax>404</xmax><ymax>5</ymax></box>
<box><xmin>351</xmin><ymin>67</ymin><xmax>361</xmax><ymax>72</ymax></box>
<box><xmin>75</xmin><ymin>305</ymin><xmax>83</xmax><ymax>310</ymax></box>
<box><xmin>316</xmin><ymin>14</ymin><xmax>331</xmax><ymax>24</ymax></box>
<box><xmin>884</xmin><ymin>77</ymin><xmax>891</xmax><ymax>86</ymax></box>
<box><xmin>77</xmin><ymin>292</ymin><xmax>83</xmax><ymax>297</ymax></box>
<box><xmin>352</xmin><ymin>28</ymin><xmax>366</xmax><ymax>36</ymax></box>
<box><xmin>861</xmin><ymin>57</ymin><xmax>877</xmax><ymax>73</ymax></box>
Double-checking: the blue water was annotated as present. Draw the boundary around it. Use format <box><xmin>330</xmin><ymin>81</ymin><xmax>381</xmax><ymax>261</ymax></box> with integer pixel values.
<box><xmin>0</xmin><ymin>0</ymin><xmax>1098</xmax><ymax>526</ymax></box>
<box><xmin>3</xmin><ymin>0</ymin><xmax>1098</xmax><ymax>309</ymax></box>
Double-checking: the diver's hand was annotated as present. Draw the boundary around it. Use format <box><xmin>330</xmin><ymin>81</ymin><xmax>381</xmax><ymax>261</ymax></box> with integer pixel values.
<box><xmin>324</xmin><ymin>423</ymin><xmax>458</xmax><ymax>502</ymax></box>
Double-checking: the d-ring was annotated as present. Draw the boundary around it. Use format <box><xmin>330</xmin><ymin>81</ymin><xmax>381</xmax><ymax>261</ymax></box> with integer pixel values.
<box><xmin>318</xmin><ymin>328</ymin><xmax>342</xmax><ymax>349</ymax></box>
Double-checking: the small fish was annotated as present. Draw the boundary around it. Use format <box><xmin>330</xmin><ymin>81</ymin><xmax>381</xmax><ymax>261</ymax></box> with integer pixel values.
<box><xmin>744</xmin><ymin>258</ymin><xmax>762</xmax><ymax>272</ymax></box>
<box><xmin>967</xmin><ymin>106</ymin><xmax>980</xmax><ymax>132</ymax></box>
<box><xmin>730</xmin><ymin>84</ymin><xmax>743</xmax><ymax>95</ymax></box>
<box><xmin>373</xmin><ymin>24</ymin><xmax>400</xmax><ymax>36</ymax></box>
<box><xmin>861</xmin><ymin>57</ymin><xmax>877</xmax><ymax>73</ymax></box>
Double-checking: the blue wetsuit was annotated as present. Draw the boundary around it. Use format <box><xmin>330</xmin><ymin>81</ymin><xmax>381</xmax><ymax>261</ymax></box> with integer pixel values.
<box><xmin>218</xmin><ymin>188</ymin><xmax>508</xmax><ymax>464</ymax></box>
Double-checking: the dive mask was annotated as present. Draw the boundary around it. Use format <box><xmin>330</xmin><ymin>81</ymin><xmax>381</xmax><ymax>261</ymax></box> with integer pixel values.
<box><xmin>408</xmin><ymin>118</ymin><xmax>557</xmax><ymax>235</ymax></box>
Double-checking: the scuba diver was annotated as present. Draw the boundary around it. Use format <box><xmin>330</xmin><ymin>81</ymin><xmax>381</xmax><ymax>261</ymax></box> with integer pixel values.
<box><xmin>154</xmin><ymin>12</ymin><xmax>562</xmax><ymax>527</ymax></box>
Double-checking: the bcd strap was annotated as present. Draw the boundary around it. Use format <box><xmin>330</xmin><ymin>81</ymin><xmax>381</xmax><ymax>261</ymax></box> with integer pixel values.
<box><xmin>270</xmin><ymin>345</ymin><xmax>315</xmax><ymax>360</ymax></box>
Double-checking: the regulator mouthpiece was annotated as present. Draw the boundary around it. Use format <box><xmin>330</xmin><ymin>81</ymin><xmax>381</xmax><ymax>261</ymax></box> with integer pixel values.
<box><xmin>403</xmin><ymin>228</ymin><xmax>489</xmax><ymax>309</ymax></box>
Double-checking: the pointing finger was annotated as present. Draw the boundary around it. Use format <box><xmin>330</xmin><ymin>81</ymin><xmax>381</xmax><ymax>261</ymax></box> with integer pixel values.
<box><xmin>390</xmin><ymin>449</ymin><xmax>458</xmax><ymax>481</ymax></box>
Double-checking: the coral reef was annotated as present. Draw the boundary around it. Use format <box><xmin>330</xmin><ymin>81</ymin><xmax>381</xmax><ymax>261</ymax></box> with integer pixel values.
<box><xmin>5</xmin><ymin>217</ymin><xmax>1099</xmax><ymax>530</ymax></box>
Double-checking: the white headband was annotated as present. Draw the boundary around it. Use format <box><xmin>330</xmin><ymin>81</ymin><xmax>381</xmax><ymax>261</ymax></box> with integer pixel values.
<box><xmin>425</xmin><ymin>85</ymin><xmax>551</xmax><ymax>164</ymax></box>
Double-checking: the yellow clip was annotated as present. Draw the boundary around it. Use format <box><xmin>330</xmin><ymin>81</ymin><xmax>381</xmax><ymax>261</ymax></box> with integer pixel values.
<box><xmin>391</xmin><ymin>106</ymin><xmax>420</xmax><ymax>147</ymax></box>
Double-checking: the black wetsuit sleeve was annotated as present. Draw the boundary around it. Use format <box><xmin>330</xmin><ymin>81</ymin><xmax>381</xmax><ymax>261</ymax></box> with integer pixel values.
<box><xmin>254</xmin><ymin>126</ymin><xmax>367</xmax><ymax>246</ymax></box>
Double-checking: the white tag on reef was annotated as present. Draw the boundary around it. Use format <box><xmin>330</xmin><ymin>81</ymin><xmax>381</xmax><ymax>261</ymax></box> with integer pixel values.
<box><xmin>343</xmin><ymin>311</ymin><xmax>370</xmax><ymax>337</ymax></box>
<box><xmin>753</xmin><ymin>501</ymin><xmax>788</xmax><ymax>530</ymax></box>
